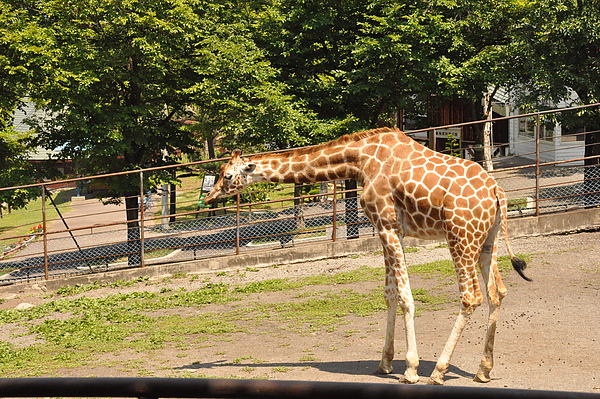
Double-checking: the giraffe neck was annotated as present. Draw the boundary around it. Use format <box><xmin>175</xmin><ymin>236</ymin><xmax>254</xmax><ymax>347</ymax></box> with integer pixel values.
<box><xmin>244</xmin><ymin>129</ymin><xmax>396</xmax><ymax>184</ymax></box>
<box><xmin>247</xmin><ymin>146</ymin><xmax>360</xmax><ymax>184</ymax></box>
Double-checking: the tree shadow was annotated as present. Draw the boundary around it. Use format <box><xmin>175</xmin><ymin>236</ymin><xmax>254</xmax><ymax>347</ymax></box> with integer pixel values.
<box><xmin>176</xmin><ymin>359</ymin><xmax>474</xmax><ymax>383</ymax></box>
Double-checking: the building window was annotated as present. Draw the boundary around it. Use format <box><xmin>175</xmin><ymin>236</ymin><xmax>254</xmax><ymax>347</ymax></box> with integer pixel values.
<box><xmin>518</xmin><ymin>116</ymin><xmax>556</xmax><ymax>142</ymax></box>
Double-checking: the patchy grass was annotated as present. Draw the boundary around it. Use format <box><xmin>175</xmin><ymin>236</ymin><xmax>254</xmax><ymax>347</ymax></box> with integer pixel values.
<box><xmin>0</xmin><ymin>253</ymin><xmax>529</xmax><ymax>377</ymax></box>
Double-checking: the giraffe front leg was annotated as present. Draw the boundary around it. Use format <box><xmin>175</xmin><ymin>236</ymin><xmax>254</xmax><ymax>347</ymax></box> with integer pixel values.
<box><xmin>374</xmin><ymin>235</ymin><xmax>419</xmax><ymax>383</ymax></box>
<box><xmin>400</xmin><ymin>294</ymin><xmax>420</xmax><ymax>383</ymax></box>
<box><xmin>375</xmin><ymin>298</ymin><xmax>397</xmax><ymax>375</ymax></box>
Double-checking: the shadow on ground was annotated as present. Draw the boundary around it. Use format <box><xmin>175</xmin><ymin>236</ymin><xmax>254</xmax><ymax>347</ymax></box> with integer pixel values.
<box><xmin>176</xmin><ymin>359</ymin><xmax>474</xmax><ymax>382</ymax></box>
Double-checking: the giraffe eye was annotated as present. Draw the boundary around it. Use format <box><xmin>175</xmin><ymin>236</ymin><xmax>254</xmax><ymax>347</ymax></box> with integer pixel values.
<box><xmin>224</xmin><ymin>173</ymin><xmax>232</xmax><ymax>180</ymax></box>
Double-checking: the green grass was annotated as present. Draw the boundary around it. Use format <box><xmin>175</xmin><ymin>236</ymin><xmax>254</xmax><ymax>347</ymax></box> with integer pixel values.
<box><xmin>507</xmin><ymin>198</ymin><xmax>529</xmax><ymax>211</ymax></box>
<box><xmin>0</xmin><ymin>254</ymin><xmax>530</xmax><ymax>376</ymax></box>
<box><xmin>0</xmin><ymin>189</ymin><xmax>75</xmax><ymax>242</ymax></box>
<box><xmin>171</xmin><ymin>176</ymin><xmax>299</xmax><ymax>221</ymax></box>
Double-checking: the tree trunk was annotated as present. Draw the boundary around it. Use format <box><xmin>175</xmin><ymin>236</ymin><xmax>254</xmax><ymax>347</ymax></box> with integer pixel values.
<box><xmin>345</xmin><ymin>179</ymin><xmax>359</xmax><ymax>239</ymax></box>
<box><xmin>482</xmin><ymin>91</ymin><xmax>494</xmax><ymax>171</ymax></box>
<box><xmin>207</xmin><ymin>134</ymin><xmax>216</xmax><ymax>159</ymax></box>
<box><xmin>125</xmin><ymin>195</ymin><xmax>141</xmax><ymax>266</ymax></box>
<box><xmin>169</xmin><ymin>183</ymin><xmax>176</xmax><ymax>223</ymax></box>
<box><xmin>467</xmin><ymin>101</ymin><xmax>485</xmax><ymax>163</ymax></box>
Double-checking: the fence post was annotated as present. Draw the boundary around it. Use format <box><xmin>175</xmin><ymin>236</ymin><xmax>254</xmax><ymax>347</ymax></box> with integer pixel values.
<box><xmin>332</xmin><ymin>180</ymin><xmax>337</xmax><ymax>242</ymax></box>
<box><xmin>236</xmin><ymin>193</ymin><xmax>241</xmax><ymax>255</ymax></box>
<box><xmin>139</xmin><ymin>171</ymin><xmax>146</xmax><ymax>267</ymax></box>
<box><xmin>428</xmin><ymin>129</ymin><xmax>437</xmax><ymax>151</ymax></box>
<box><xmin>41</xmin><ymin>184</ymin><xmax>49</xmax><ymax>280</ymax></box>
<box><xmin>535</xmin><ymin>113</ymin><xmax>541</xmax><ymax>216</ymax></box>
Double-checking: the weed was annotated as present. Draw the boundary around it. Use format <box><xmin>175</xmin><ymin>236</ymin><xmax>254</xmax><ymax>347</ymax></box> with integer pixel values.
<box><xmin>272</xmin><ymin>366</ymin><xmax>293</xmax><ymax>373</ymax></box>
<box><xmin>231</xmin><ymin>356</ymin><xmax>253</xmax><ymax>365</ymax></box>
<box><xmin>299</xmin><ymin>355</ymin><xmax>319</xmax><ymax>362</ymax></box>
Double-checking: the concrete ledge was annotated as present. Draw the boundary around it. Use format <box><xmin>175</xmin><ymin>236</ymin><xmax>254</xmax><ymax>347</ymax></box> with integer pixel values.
<box><xmin>508</xmin><ymin>207</ymin><xmax>600</xmax><ymax>238</ymax></box>
<box><xmin>3</xmin><ymin>207</ymin><xmax>599</xmax><ymax>294</ymax></box>
<box><xmin>39</xmin><ymin>237</ymin><xmax>384</xmax><ymax>292</ymax></box>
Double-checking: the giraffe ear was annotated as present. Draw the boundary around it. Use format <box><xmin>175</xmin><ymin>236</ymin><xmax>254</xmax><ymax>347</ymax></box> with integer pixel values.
<box><xmin>243</xmin><ymin>164</ymin><xmax>256</xmax><ymax>174</ymax></box>
<box><xmin>232</xmin><ymin>149</ymin><xmax>242</xmax><ymax>158</ymax></box>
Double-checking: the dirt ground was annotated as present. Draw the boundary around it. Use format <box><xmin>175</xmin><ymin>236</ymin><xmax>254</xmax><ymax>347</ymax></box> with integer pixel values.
<box><xmin>1</xmin><ymin>229</ymin><xmax>599</xmax><ymax>393</ymax></box>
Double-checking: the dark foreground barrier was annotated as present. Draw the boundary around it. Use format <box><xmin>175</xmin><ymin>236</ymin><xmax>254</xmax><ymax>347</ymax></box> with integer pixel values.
<box><xmin>0</xmin><ymin>378</ymin><xmax>596</xmax><ymax>399</ymax></box>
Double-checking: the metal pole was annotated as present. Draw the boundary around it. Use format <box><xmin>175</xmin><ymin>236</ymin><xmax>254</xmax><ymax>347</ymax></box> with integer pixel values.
<box><xmin>428</xmin><ymin>129</ymin><xmax>437</xmax><ymax>151</ymax></box>
<box><xmin>139</xmin><ymin>171</ymin><xmax>146</xmax><ymax>267</ymax></box>
<box><xmin>41</xmin><ymin>185</ymin><xmax>49</xmax><ymax>280</ymax></box>
<box><xmin>0</xmin><ymin>377</ymin><xmax>597</xmax><ymax>399</ymax></box>
<box><xmin>44</xmin><ymin>186</ymin><xmax>89</xmax><ymax>270</ymax></box>
<box><xmin>235</xmin><ymin>193</ymin><xmax>241</xmax><ymax>255</ymax></box>
<box><xmin>332</xmin><ymin>180</ymin><xmax>337</xmax><ymax>242</ymax></box>
<box><xmin>535</xmin><ymin>114</ymin><xmax>541</xmax><ymax>217</ymax></box>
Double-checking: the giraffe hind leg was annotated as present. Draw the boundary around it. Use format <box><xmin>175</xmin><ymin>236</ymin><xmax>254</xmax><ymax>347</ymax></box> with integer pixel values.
<box><xmin>429</xmin><ymin>243</ymin><xmax>484</xmax><ymax>385</ymax></box>
<box><xmin>474</xmin><ymin>227</ymin><xmax>507</xmax><ymax>382</ymax></box>
<box><xmin>474</xmin><ymin>231</ymin><xmax>505</xmax><ymax>383</ymax></box>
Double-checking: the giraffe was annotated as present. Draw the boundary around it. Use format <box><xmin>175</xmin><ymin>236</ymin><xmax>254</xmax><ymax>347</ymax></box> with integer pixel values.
<box><xmin>204</xmin><ymin>127</ymin><xmax>531</xmax><ymax>385</ymax></box>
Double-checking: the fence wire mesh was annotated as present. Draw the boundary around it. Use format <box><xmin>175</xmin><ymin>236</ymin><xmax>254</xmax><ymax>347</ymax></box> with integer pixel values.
<box><xmin>2</xmin><ymin>105</ymin><xmax>600</xmax><ymax>284</ymax></box>
<box><xmin>2</xmin><ymin>161</ymin><xmax>598</xmax><ymax>285</ymax></box>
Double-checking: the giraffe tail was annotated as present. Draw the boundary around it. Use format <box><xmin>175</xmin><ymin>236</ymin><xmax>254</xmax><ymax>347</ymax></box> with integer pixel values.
<box><xmin>498</xmin><ymin>188</ymin><xmax>533</xmax><ymax>282</ymax></box>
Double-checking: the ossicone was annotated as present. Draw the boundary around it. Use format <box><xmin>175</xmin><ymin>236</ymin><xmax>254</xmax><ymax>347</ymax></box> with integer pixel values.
<box><xmin>232</xmin><ymin>149</ymin><xmax>243</xmax><ymax>158</ymax></box>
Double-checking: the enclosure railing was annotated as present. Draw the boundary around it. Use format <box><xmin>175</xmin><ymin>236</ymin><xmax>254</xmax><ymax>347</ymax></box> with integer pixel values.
<box><xmin>0</xmin><ymin>377</ymin><xmax>597</xmax><ymax>399</ymax></box>
<box><xmin>1</xmin><ymin>103</ymin><xmax>599</xmax><ymax>284</ymax></box>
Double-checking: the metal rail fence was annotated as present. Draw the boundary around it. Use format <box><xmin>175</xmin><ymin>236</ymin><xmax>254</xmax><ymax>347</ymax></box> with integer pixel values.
<box><xmin>0</xmin><ymin>377</ymin><xmax>596</xmax><ymax>399</ymax></box>
<box><xmin>1</xmin><ymin>104</ymin><xmax>599</xmax><ymax>284</ymax></box>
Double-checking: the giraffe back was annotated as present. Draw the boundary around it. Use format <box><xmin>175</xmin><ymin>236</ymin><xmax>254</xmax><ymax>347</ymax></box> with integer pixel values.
<box><xmin>356</xmin><ymin>129</ymin><xmax>501</xmax><ymax>241</ymax></box>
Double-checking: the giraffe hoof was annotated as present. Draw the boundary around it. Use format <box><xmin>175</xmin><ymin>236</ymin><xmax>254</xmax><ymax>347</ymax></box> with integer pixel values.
<box><xmin>474</xmin><ymin>370</ymin><xmax>491</xmax><ymax>383</ymax></box>
<box><xmin>402</xmin><ymin>373</ymin><xmax>420</xmax><ymax>384</ymax></box>
<box><xmin>427</xmin><ymin>377</ymin><xmax>445</xmax><ymax>385</ymax></box>
<box><xmin>375</xmin><ymin>366</ymin><xmax>393</xmax><ymax>375</ymax></box>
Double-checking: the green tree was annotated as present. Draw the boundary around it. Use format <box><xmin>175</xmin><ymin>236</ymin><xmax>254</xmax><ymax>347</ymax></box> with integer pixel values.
<box><xmin>513</xmin><ymin>0</ymin><xmax>600</xmax><ymax>202</ymax></box>
<box><xmin>15</xmin><ymin>0</ymin><xmax>329</xmax><ymax>263</ymax></box>
<box><xmin>0</xmin><ymin>1</ymin><xmax>50</xmax><ymax>209</ymax></box>
<box><xmin>183</xmin><ymin>1</ymin><xmax>338</xmax><ymax>155</ymax></box>
<box><xmin>185</xmin><ymin>22</ymin><xmax>321</xmax><ymax>155</ymax></box>
<box><xmin>22</xmin><ymin>0</ymin><xmax>208</xmax><ymax>264</ymax></box>
<box><xmin>257</xmin><ymin>0</ymin><xmax>529</xmax><ymax>137</ymax></box>
<box><xmin>256</xmin><ymin>0</ymin><xmax>386</xmax><ymax>129</ymax></box>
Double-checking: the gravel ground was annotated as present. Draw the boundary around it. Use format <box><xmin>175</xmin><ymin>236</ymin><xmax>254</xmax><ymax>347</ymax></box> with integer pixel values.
<box><xmin>1</xmin><ymin>230</ymin><xmax>599</xmax><ymax>393</ymax></box>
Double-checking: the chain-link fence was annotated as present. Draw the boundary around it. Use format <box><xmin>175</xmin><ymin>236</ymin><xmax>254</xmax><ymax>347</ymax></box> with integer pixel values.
<box><xmin>2</xmin><ymin>105</ymin><xmax>600</xmax><ymax>284</ymax></box>
<box><xmin>0</xmin><ymin>175</ymin><xmax>380</xmax><ymax>283</ymax></box>
<box><xmin>495</xmin><ymin>162</ymin><xmax>600</xmax><ymax>216</ymax></box>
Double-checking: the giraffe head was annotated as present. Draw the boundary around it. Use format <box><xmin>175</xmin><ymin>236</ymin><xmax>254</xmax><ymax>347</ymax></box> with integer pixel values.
<box><xmin>204</xmin><ymin>149</ymin><xmax>257</xmax><ymax>204</ymax></box>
